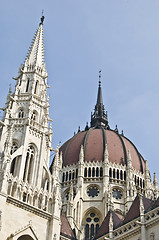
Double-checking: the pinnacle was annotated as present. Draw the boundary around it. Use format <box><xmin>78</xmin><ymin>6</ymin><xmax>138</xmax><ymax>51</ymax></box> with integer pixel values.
<box><xmin>24</xmin><ymin>19</ymin><xmax>45</xmax><ymax>69</ymax></box>
<box><xmin>91</xmin><ymin>72</ymin><xmax>109</xmax><ymax>128</ymax></box>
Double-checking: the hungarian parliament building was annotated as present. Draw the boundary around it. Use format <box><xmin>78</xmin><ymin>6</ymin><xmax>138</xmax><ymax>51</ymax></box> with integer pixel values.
<box><xmin>0</xmin><ymin>16</ymin><xmax>159</xmax><ymax>240</ymax></box>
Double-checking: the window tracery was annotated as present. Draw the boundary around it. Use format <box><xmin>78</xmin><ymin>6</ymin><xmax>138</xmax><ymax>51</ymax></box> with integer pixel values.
<box><xmin>23</xmin><ymin>145</ymin><xmax>36</xmax><ymax>184</ymax></box>
<box><xmin>10</xmin><ymin>142</ymin><xmax>18</xmax><ymax>176</ymax></box>
<box><xmin>84</xmin><ymin>212</ymin><xmax>100</xmax><ymax>240</ymax></box>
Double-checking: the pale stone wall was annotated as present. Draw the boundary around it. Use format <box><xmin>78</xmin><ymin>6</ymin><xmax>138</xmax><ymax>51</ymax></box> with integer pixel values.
<box><xmin>0</xmin><ymin>194</ymin><xmax>49</xmax><ymax>240</ymax></box>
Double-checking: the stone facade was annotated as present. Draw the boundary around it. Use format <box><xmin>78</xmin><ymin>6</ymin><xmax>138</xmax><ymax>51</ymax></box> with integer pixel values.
<box><xmin>0</xmin><ymin>17</ymin><xmax>159</xmax><ymax>240</ymax></box>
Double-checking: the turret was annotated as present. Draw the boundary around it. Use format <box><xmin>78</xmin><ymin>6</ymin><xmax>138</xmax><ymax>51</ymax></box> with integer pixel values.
<box><xmin>103</xmin><ymin>144</ymin><xmax>109</xmax><ymax>198</ymax></box>
<box><xmin>153</xmin><ymin>172</ymin><xmax>158</xmax><ymax>199</ymax></box>
<box><xmin>77</xmin><ymin>145</ymin><xmax>84</xmax><ymax>193</ymax></box>
<box><xmin>125</xmin><ymin>150</ymin><xmax>135</xmax><ymax>209</ymax></box>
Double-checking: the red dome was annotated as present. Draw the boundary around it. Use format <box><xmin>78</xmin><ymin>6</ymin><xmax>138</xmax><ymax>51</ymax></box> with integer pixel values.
<box><xmin>60</xmin><ymin>128</ymin><xmax>145</xmax><ymax>173</ymax></box>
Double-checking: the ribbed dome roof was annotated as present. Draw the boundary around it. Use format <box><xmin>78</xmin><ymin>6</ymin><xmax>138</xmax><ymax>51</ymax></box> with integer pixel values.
<box><xmin>59</xmin><ymin>74</ymin><xmax>145</xmax><ymax>173</ymax></box>
<box><xmin>60</xmin><ymin>128</ymin><xmax>145</xmax><ymax>173</ymax></box>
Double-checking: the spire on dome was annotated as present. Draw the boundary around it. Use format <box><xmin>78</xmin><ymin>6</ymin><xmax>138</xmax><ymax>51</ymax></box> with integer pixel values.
<box><xmin>91</xmin><ymin>71</ymin><xmax>109</xmax><ymax>128</ymax></box>
<box><xmin>24</xmin><ymin>15</ymin><xmax>45</xmax><ymax>69</ymax></box>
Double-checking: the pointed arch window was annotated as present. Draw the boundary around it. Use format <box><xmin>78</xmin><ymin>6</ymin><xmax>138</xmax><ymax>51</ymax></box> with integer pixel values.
<box><xmin>18</xmin><ymin>109</ymin><xmax>25</xmax><ymax>118</ymax></box>
<box><xmin>31</xmin><ymin>111</ymin><xmax>37</xmax><ymax>121</ymax></box>
<box><xmin>84</xmin><ymin>168</ymin><xmax>87</xmax><ymax>177</ymax></box>
<box><xmin>26</xmin><ymin>79</ymin><xmax>30</xmax><ymax>92</ymax></box>
<box><xmin>10</xmin><ymin>142</ymin><xmax>18</xmax><ymax>177</ymax></box>
<box><xmin>34</xmin><ymin>80</ymin><xmax>39</xmax><ymax>94</ymax></box>
<box><xmin>84</xmin><ymin>211</ymin><xmax>101</xmax><ymax>240</ymax></box>
<box><xmin>96</xmin><ymin>167</ymin><xmax>99</xmax><ymax>177</ymax></box>
<box><xmin>23</xmin><ymin>145</ymin><xmax>36</xmax><ymax>184</ymax></box>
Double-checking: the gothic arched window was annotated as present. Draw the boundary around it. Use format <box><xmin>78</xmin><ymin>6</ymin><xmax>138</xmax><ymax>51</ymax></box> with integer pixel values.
<box><xmin>34</xmin><ymin>80</ymin><xmax>39</xmax><ymax>94</ymax></box>
<box><xmin>10</xmin><ymin>142</ymin><xmax>18</xmax><ymax>177</ymax></box>
<box><xmin>100</xmin><ymin>167</ymin><xmax>103</xmax><ymax>177</ymax></box>
<box><xmin>26</xmin><ymin>79</ymin><xmax>30</xmax><ymax>92</ymax></box>
<box><xmin>23</xmin><ymin>145</ymin><xmax>36</xmax><ymax>184</ymax></box>
<box><xmin>31</xmin><ymin>111</ymin><xmax>37</xmax><ymax>121</ymax></box>
<box><xmin>84</xmin><ymin>168</ymin><xmax>87</xmax><ymax>177</ymax></box>
<box><xmin>96</xmin><ymin>167</ymin><xmax>99</xmax><ymax>177</ymax></box>
<box><xmin>18</xmin><ymin>109</ymin><xmax>24</xmax><ymax>118</ymax></box>
<box><xmin>84</xmin><ymin>211</ymin><xmax>101</xmax><ymax>240</ymax></box>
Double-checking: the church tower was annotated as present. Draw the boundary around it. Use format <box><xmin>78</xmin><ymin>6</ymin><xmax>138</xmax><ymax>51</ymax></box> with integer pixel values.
<box><xmin>0</xmin><ymin>16</ymin><xmax>61</xmax><ymax>240</ymax></box>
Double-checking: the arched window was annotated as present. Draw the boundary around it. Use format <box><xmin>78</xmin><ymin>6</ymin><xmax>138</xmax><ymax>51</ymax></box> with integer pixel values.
<box><xmin>124</xmin><ymin>171</ymin><xmax>126</xmax><ymax>181</ymax></box>
<box><xmin>62</xmin><ymin>173</ymin><xmax>65</xmax><ymax>182</ymax></box>
<box><xmin>137</xmin><ymin>177</ymin><xmax>139</xmax><ymax>186</ymax></box>
<box><xmin>72</xmin><ymin>171</ymin><xmax>75</xmax><ymax>180</ymax></box>
<box><xmin>100</xmin><ymin>167</ymin><xmax>103</xmax><ymax>177</ymax></box>
<box><xmin>10</xmin><ymin>143</ymin><xmax>18</xmax><ymax>177</ymax></box>
<box><xmin>69</xmin><ymin>171</ymin><xmax>71</xmax><ymax>181</ymax></box>
<box><xmin>31</xmin><ymin>111</ymin><xmax>37</xmax><ymax>121</ymax></box>
<box><xmin>66</xmin><ymin>172</ymin><xmax>68</xmax><ymax>181</ymax></box>
<box><xmin>109</xmin><ymin>168</ymin><xmax>112</xmax><ymax>178</ymax></box>
<box><xmin>23</xmin><ymin>145</ymin><xmax>36</xmax><ymax>184</ymax></box>
<box><xmin>96</xmin><ymin>167</ymin><xmax>99</xmax><ymax>177</ymax></box>
<box><xmin>140</xmin><ymin>178</ymin><xmax>142</xmax><ymax>188</ymax></box>
<box><xmin>84</xmin><ymin>211</ymin><xmax>101</xmax><ymax>240</ymax></box>
<box><xmin>120</xmin><ymin>170</ymin><xmax>123</xmax><ymax>180</ymax></box>
<box><xmin>117</xmin><ymin>169</ymin><xmax>119</xmax><ymax>179</ymax></box>
<box><xmin>26</xmin><ymin>79</ymin><xmax>30</xmax><ymax>92</ymax></box>
<box><xmin>113</xmin><ymin>169</ymin><xmax>115</xmax><ymax>178</ymax></box>
<box><xmin>76</xmin><ymin>169</ymin><xmax>78</xmax><ymax>178</ymax></box>
<box><xmin>85</xmin><ymin>224</ymin><xmax>89</xmax><ymax>239</ymax></box>
<box><xmin>18</xmin><ymin>109</ymin><xmax>24</xmax><ymax>118</ymax></box>
<box><xmin>88</xmin><ymin>167</ymin><xmax>91</xmax><ymax>177</ymax></box>
<box><xmin>34</xmin><ymin>80</ymin><xmax>39</xmax><ymax>94</ymax></box>
<box><xmin>135</xmin><ymin>175</ymin><xmax>137</xmax><ymax>184</ymax></box>
<box><xmin>92</xmin><ymin>167</ymin><xmax>95</xmax><ymax>177</ymax></box>
<box><xmin>10</xmin><ymin>142</ymin><xmax>18</xmax><ymax>155</ymax></box>
<box><xmin>84</xmin><ymin>168</ymin><xmax>87</xmax><ymax>177</ymax></box>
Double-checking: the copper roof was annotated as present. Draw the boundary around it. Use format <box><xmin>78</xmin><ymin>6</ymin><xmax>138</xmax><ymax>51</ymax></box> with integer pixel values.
<box><xmin>60</xmin><ymin>128</ymin><xmax>145</xmax><ymax>173</ymax></box>
<box><xmin>60</xmin><ymin>213</ymin><xmax>76</xmax><ymax>239</ymax></box>
<box><xmin>95</xmin><ymin>210</ymin><xmax>121</xmax><ymax>239</ymax></box>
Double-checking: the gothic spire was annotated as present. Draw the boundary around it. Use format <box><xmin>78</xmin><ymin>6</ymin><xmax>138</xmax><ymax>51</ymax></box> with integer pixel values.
<box><xmin>24</xmin><ymin>15</ymin><xmax>45</xmax><ymax>69</ymax></box>
<box><xmin>97</xmin><ymin>71</ymin><xmax>103</xmax><ymax>105</ymax></box>
<box><xmin>91</xmin><ymin>71</ymin><xmax>109</xmax><ymax>128</ymax></box>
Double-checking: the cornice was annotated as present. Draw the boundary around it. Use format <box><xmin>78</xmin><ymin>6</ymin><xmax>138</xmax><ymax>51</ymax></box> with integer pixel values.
<box><xmin>6</xmin><ymin>196</ymin><xmax>52</xmax><ymax>220</ymax></box>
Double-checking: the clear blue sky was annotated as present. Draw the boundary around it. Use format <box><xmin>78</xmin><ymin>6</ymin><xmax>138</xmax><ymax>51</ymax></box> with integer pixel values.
<box><xmin>1</xmin><ymin>0</ymin><xmax>159</xmax><ymax>180</ymax></box>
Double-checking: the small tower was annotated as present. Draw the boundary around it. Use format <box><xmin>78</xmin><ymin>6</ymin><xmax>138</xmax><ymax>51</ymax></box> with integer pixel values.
<box><xmin>125</xmin><ymin>150</ymin><xmax>135</xmax><ymax>209</ymax></box>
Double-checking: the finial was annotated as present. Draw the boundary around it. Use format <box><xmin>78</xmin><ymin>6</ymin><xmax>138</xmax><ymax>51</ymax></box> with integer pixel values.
<box><xmin>115</xmin><ymin>125</ymin><xmax>118</xmax><ymax>133</ymax></box>
<box><xmin>106</xmin><ymin>111</ymin><xmax>108</xmax><ymax>121</ymax></box>
<box><xmin>85</xmin><ymin>122</ymin><xmax>89</xmax><ymax>131</ymax></box>
<box><xmin>121</xmin><ymin>130</ymin><xmax>124</xmax><ymax>136</ymax></box>
<box><xmin>99</xmin><ymin>70</ymin><xmax>101</xmax><ymax>86</ymax></box>
<box><xmin>78</xmin><ymin>126</ymin><xmax>80</xmax><ymax>132</ymax></box>
<box><xmin>9</xmin><ymin>84</ymin><xmax>12</xmax><ymax>94</ymax></box>
<box><xmin>40</xmin><ymin>11</ymin><xmax>45</xmax><ymax>25</ymax></box>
